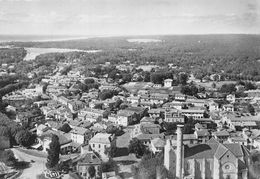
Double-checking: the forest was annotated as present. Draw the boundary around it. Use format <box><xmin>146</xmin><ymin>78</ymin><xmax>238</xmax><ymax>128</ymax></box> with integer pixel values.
<box><xmin>1</xmin><ymin>34</ymin><xmax>260</xmax><ymax>81</ymax></box>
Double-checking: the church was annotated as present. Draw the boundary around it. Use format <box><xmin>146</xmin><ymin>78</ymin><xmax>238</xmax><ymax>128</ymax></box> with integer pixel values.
<box><xmin>164</xmin><ymin>125</ymin><xmax>250</xmax><ymax>179</ymax></box>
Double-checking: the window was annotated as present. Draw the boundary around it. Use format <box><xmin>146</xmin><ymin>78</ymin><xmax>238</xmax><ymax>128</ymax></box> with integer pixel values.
<box><xmin>99</xmin><ymin>144</ymin><xmax>101</xmax><ymax>148</ymax></box>
<box><xmin>225</xmin><ymin>165</ymin><xmax>230</xmax><ymax>170</ymax></box>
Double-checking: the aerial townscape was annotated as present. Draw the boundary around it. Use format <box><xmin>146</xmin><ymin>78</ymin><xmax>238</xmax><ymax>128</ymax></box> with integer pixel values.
<box><xmin>0</xmin><ymin>35</ymin><xmax>260</xmax><ymax>179</ymax></box>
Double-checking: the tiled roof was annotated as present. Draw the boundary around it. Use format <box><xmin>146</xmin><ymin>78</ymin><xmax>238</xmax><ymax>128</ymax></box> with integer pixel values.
<box><xmin>151</xmin><ymin>138</ymin><xmax>165</xmax><ymax>147</ymax></box>
<box><xmin>75</xmin><ymin>152</ymin><xmax>102</xmax><ymax>165</ymax></box>
<box><xmin>184</xmin><ymin>142</ymin><xmax>244</xmax><ymax>160</ymax></box>
<box><xmin>89</xmin><ymin>133</ymin><xmax>111</xmax><ymax>144</ymax></box>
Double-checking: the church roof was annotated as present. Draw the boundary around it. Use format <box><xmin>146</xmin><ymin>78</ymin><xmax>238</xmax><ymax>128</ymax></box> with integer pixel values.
<box><xmin>184</xmin><ymin>142</ymin><xmax>244</xmax><ymax>160</ymax></box>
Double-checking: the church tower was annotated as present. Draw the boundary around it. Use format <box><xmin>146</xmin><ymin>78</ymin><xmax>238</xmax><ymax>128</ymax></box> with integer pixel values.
<box><xmin>176</xmin><ymin>125</ymin><xmax>184</xmax><ymax>179</ymax></box>
<box><xmin>164</xmin><ymin>139</ymin><xmax>176</xmax><ymax>177</ymax></box>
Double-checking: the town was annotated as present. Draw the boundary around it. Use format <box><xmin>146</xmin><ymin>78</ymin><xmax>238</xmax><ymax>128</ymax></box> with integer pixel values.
<box><xmin>0</xmin><ymin>41</ymin><xmax>260</xmax><ymax>179</ymax></box>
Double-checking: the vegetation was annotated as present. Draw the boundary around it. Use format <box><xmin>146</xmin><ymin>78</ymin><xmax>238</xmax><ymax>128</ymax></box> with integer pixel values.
<box><xmin>249</xmin><ymin>151</ymin><xmax>260</xmax><ymax>179</ymax></box>
<box><xmin>101</xmin><ymin>158</ymin><xmax>118</xmax><ymax>173</ymax></box>
<box><xmin>131</xmin><ymin>152</ymin><xmax>172</xmax><ymax>179</ymax></box>
<box><xmin>128</xmin><ymin>138</ymin><xmax>148</xmax><ymax>158</ymax></box>
<box><xmin>58</xmin><ymin>123</ymin><xmax>72</xmax><ymax>133</ymax></box>
<box><xmin>0</xmin><ymin>150</ymin><xmax>18</xmax><ymax>166</ymax></box>
<box><xmin>15</xmin><ymin>129</ymin><xmax>36</xmax><ymax>147</ymax></box>
<box><xmin>88</xmin><ymin>165</ymin><xmax>96</xmax><ymax>178</ymax></box>
<box><xmin>0</xmin><ymin>47</ymin><xmax>26</xmax><ymax>64</ymax></box>
<box><xmin>46</xmin><ymin>134</ymin><xmax>60</xmax><ymax>170</ymax></box>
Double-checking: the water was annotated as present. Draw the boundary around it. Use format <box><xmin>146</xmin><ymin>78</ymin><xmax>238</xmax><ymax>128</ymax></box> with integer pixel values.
<box><xmin>0</xmin><ymin>35</ymin><xmax>90</xmax><ymax>43</ymax></box>
<box><xmin>24</xmin><ymin>48</ymin><xmax>102</xmax><ymax>61</ymax></box>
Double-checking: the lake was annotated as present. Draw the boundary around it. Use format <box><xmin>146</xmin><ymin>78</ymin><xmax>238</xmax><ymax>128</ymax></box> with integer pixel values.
<box><xmin>23</xmin><ymin>48</ymin><xmax>102</xmax><ymax>61</ymax></box>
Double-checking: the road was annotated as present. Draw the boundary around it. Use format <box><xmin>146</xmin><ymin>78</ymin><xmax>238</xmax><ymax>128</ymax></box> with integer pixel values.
<box><xmin>11</xmin><ymin>148</ymin><xmax>46</xmax><ymax>179</ymax></box>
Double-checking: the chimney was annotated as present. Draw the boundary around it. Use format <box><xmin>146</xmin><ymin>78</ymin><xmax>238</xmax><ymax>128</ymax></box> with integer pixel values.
<box><xmin>176</xmin><ymin>124</ymin><xmax>184</xmax><ymax>179</ymax></box>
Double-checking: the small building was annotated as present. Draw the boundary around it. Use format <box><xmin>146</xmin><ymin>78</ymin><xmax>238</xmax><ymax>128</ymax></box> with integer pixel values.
<box><xmin>89</xmin><ymin>133</ymin><xmax>113</xmax><ymax>159</ymax></box>
<box><xmin>73</xmin><ymin>151</ymin><xmax>102</xmax><ymax>179</ymax></box>
<box><xmin>70</xmin><ymin>127</ymin><xmax>89</xmax><ymax>145</ymax></box>
<box><xmin>164</xmin><ymin>79</ymin><xmax>173</xmax><ymax>88</ymax></box>
<box><xmin>150</xmin><ymin>138</ymin><xmax>165</xmax><ymax>154</ymax></box>
<box><xmin>212</xmin><ymin>130</ymin><xmax>230</xmax><ymax>143</ymax></box>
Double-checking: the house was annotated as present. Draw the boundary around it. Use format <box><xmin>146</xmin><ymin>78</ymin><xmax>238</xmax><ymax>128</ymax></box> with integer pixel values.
<box><xmin>73</xmin><ymin>151</ymin><xmax>102</xmax><ymax>179</ymax></box>
<box><xmin>127</xmin><ymin>96</ymin><xmax>140</xmax><ymax>104</ymax></box>
<box><xmin>70</xmin><ymin>127</ymin><xmax>90</xmax><ymax>145</ymax></box>
<box><xmin>228</xmin><ymin>136</ymin><xmax>248</xmax><ymax>146</ymax></box>
<box><xmin>136</xmin><ymin>133</ymin><xmax>165</xmax><ymax>146</ymax></box>
<box><xmin>164</xmin><ymin>108</ymin><xmax>184</xmax><ymax>123</ymax></box>
<box><xmin>181</xmin><ymin>109</ymin><xmax>205</xmax><ymax>119</ymax></box>
<box><xmin>116</xmin><ymin>111</ymin><xmax>135</xmax><ymax>127</ymax></box>
<box><xmin>78</xmin><ymin>108</ymin><xmax>106</xmax><ymax>123</ymax></box>
<box><xmin>39</xmin><ymin>130</ymin><xmax>72</xmax><ymax>155</ymax></box>
<box><xmin>36</xmin><ymin>124</ymin><xmax>50</xmax><ymax>136</ymax></box>
<box><xmin>150</xmin><ymin>138</ymin><xmax>165</xmax><ymax>154</ymax></box>
<box><xmin>131</xmin><ymin>123</ymin><xmax>160</xmax><ymax>138</ymax></box>
<box><xmin>174</xmin><ymin>94</ymin><xmax>186</xmax><ymax>101</ymax></box>
<box><xmin>140</xmin><ymin>116</ymin><xmax>156</xmax><ymax>124</ymax></box>
<box><xmin>212</xmin><ymin>130</ymin><xmax>230</xmax><ymax>143</ymax></box>
<box><xmin>223</xmin><ymin>104</ymin><xmax>234</xmax><ymax>112</ymax></box>
<box><xmin>226</xmin><ymin>94</ymin><xmax>236</xmax><ymax>103</ymax></box>
<box><xmin>194</xmin><ymin>129</ymin><xmax>210</xmax><ymax>143</ymax></box>
<box><xmin>67</xmin><ymin>100</ymin><xmax>85</xmax><ymax>113</ymax></box>
<box><xmin>208</xmin><ymin>101</ymin><xmax>220</xmax><ymax>111</ymax></box>
<box><xmin>164</xmin><ymin>79</ymin><xmax>173</xmax><ymax>88</ymax></box>
<box><xmin>163</xmin><ymin>101</ymin><xmax>183</xmax><ymax>110</ymax></box>
<box><xmin>221</xmin><ymin>113</ymin><xmax>258</xmax><ymax>131</ymax></box>
<box><xmin>89</xmin><ymin>133</ymin><xmax>113</xmax><ymax>159</ymax></box>
<box><xmin>148</xmin><ymin>108</ymin><xmax>164</xmax><ymax>118</ymax></box>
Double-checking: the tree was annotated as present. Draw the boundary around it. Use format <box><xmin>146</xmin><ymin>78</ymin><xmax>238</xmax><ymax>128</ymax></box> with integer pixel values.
<box><xmin>220</xmin><ymin>83</ymin><xmax>236</xmax><ymax>94</ymax></box>
<box><xmin>99</xmin><ymin>90</ymin><xmax>117</xmax><ymax>100</ymax></box>
<box><xmin>162</xmin><ymin>122</ymin><xmax>177</xmax><ymax>135</ymax></box>
<box><xmin>183</xmin><ymin>117</ymin><xmax>196</xmax><ymax>134</ymax></box>
<box><xmin>46</xmin><ymin>134</ymin><xmax>60</xmax><ymax>169</ymax></box>
<box><xmin>105</xmin><ymin>140</ymin><xmax>117</xmax><ymax>158</ymax></box>
<box><xmin>15</xmin><ymin>130</ymin><xmax>35</xmax><ymax>147</ymax></box>
<box><xmin>0</xmin><ymin>150</ymin><xmax>17</xmax><ymax>166</ymax></box>
<box><xmin>178</xmin><ymin>73</ymin><xmax>188</xmax><ymax>85</ymax></box>
<box><xmin>106</xmin><ymin>125</ymin><xmax>124</xmax><ymax>136</ymax></box>
<box><xmin>84</xmin><ymin>78</ymin><xmax>95</xmax><ymax>84</ymax></box>
<box><xmin>249</xmin><ymin>151</ymin><xmax>260</xmax><ymax>179</ymax></box>
<box><xmin>101</xmin><ymin>158</ymin><xmax>118</xmax><ymax>173</ymax></box>
<box><xmin>58</xmin><ymin>123</ymin><xmax>72</xmax><ymax>133</ymax></box>
<box><xmin>211</xmin><ymin>82</ymin><xmax>216</xmax><ymax>88</ymax></box>
<box><xmin>248</xmin><ymin>104</ymin><xmax>255</xmax><ymax>115</ymax></box>
<box><xmin>128</xmin><ymin>138</ymin><xmax>147</xmax><ymax>158</ymax></box>
<box><xmin>88</xmin><ymin>165</ymin><xmax>96</xmax><ymax>178</ymax></box>
<box><xmin>132</xmin><ymin>152</ymin><xmax>172</xmax><ymax>179</ymax></box>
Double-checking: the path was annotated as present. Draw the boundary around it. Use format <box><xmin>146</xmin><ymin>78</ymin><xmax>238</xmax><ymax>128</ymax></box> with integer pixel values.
<box><xmin>11</xmin><ymin>148</ymin><xmax>46</xmax><ymax>179</ymax></box>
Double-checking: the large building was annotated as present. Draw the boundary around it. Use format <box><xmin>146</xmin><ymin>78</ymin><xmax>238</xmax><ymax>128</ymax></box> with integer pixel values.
<box><xmin>164</xmin><ymin>126</ymin><xmax>250</xmax><ymax>179</ymax></box>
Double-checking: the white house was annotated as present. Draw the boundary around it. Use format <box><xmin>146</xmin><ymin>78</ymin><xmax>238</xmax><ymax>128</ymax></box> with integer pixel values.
<box><xmin>70</xmin><ymin>127</ymin><xmax>89</xmax><ymax>144</ymax></box>
<box><xmin>89</xmin><ymin>133</ymin><xmax>113</xmax><ymax>160</ymax></box>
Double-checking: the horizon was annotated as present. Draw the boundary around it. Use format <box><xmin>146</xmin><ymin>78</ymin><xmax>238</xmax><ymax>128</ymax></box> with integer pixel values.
<box><xmin>0</xmin><ymin>0</ymin><xmax>259</xmax><ymax>36</ymax></box>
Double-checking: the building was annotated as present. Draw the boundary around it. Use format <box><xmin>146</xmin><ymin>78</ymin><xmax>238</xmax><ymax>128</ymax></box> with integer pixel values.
<box><xmin>212</xmin><ymin>130</ymin><xmax>230</xmax><ymax>143</ymax></box>
<box><xmin>89</xmin><ymin>133</ymin><xmax>113</xmax><ymax>159</ymax></box>
<box><xmin>73</xmin><ymin>151</ymin><xmax>102</xmax><ymax>179</ymax></box>
<box><xmin>181</xmin><ymin>109</ymin><xmax>205</xmax><ymax>119</ymax></box>
<box><xmin>164</xmin><ymin>108</ymin><xmax>184</xmax><ymax>123</ymax></box>
<box><xmin>164</xmin><ymin>126</ymin><xmax>250</xmax><ymax>179</ymax></box>
<box><xmin>150</xmin><ymin>137</ymin><xmax>165</xmax><ymax>154</ymax></box>
<box><xmin>223</xmin><ymin>104</ymin><xmax>234</xmax><ymax>112</ymax></box>
<box><xmin>226</xmin><ymin>94</ymin><xmax>236</xmax><ymax>103</ymax></box>
<box><xmin>70</xmin><ymin>127</ymin><xmax>89</xmax><ymax>145</ymax></box>
<box><xmin>164</xmin><ymin>79</ymin><xmax>173</xmax><ymax>87</ymax></box>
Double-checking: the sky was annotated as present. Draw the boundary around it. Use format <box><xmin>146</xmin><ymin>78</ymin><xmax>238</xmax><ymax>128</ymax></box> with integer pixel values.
<box><xmin>0</xmin><ymin>0</ymin><xmax>259</xmax><ymax>36</ymax></box>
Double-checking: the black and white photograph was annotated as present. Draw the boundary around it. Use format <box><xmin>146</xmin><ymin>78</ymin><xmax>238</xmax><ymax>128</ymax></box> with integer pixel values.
<box><xmin>0</xmin><ymin>0</ymin><xmax>260</xmax><ymax>179</ymax></box>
